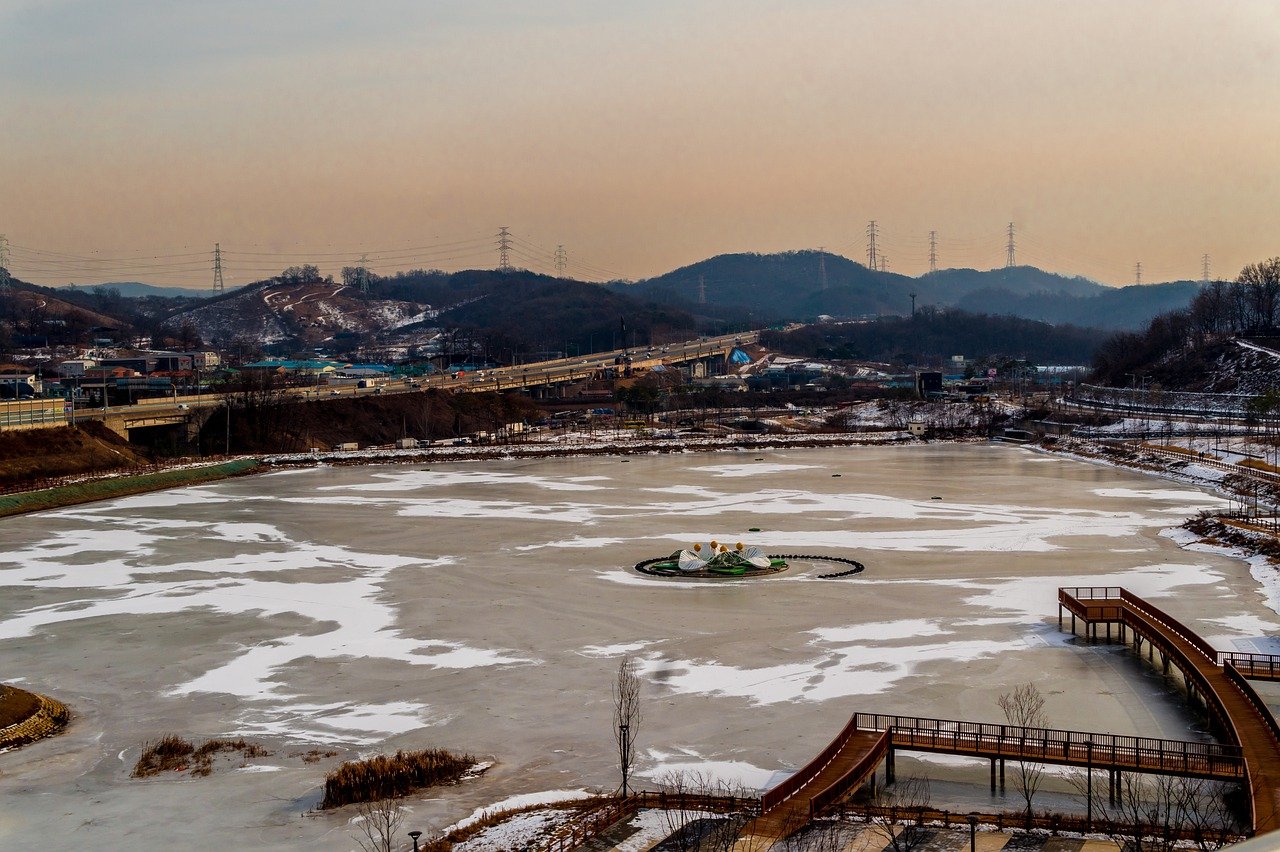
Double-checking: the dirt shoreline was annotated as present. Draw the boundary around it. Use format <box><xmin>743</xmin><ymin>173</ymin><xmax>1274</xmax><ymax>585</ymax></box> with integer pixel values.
<box><xmin>0</xmin><ymin>458</ymin><xmax>263</xmax><ymax>519</ymax></box>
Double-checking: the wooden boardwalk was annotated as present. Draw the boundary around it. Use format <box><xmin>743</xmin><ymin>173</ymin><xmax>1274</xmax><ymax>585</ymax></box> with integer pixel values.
<box><xmin>1059</xmin><ymin>586</ymin><xmax>1280</xmax><ymax>835</ymax></box>
<box><xmin>735</xmin><ymin>586</ymin><xmax>1280</xmax><ymax>848</ymax></box>
<box><xmin>732</xmin><ymin>729</ymin><xmax>887</xmax><ymax>848</ymax></box>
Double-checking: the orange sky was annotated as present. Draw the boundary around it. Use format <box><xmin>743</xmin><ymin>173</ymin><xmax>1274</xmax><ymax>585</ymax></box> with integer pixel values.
<box><xmin>3</xmin><ymin>1</ymin><xmax>1278</xmax><ymax>288</ymax></box>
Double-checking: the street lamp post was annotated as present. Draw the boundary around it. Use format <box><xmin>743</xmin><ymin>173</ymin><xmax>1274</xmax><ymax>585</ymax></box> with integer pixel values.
<box><xmin>619</xmin><ymin>723</ymin><xmax>630</xmax><ymax>796</ymax></box>
<box><xmin>967</xmin><ymin>813</ymin><xmax>979</xmax><ymax>852</ymax></box>
<box><xmin>407</xmin><ymin>830</ymin><xmax>422</xmax><ymax>852</ymax></box>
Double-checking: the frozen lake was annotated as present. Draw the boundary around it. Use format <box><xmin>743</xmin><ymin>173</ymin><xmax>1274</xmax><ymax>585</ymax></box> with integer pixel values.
<box><xmin>1</xmin><ymin>443</ymin><xmax>1275</xmax><ymax>849</ymax></box>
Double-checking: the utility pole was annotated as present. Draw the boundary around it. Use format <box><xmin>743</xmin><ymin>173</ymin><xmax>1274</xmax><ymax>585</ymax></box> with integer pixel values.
<box><xmin>554</xmin><ymin>245</ymin><xmax>567</xmax><ymax>278</ymax></box>
<box><xmin>880</xmin><ymin>255</ymin><xmax>889</xmax><ymax>274</ymax></box>
<box><xmin>1134</xmin><ymin>262</ymin><xmax>1142</xmax><ymax>286</ymax></box>
<box><xmin>212</xmin><ymin>243</ymin><xmax>225</xmax><ymax>294</ymax></box>
<box><xmin>928</xmin><ymin>230</ymin><xmax>938</xmax><ymax>273</ymax></box>
<box><xmin>910</xmin><ymin>292</ymin><xmax>917</xmax><ymax>318</ymax></box>
<box><xmin>817</xmin><ymin>247</ymin><xmax>828</xmax><ymax>290</ymax></box>
<box><xmin>0</xmin><ymin>235</ymin><xmax>11</xmax><ymax>300</ymax></box>
<box><xmin>698</xmin><ymin>273</ymin><xmax>706</xmax><ymax>305</ymax></box>
<box><xmin>866</xmin><ymin>221</ymin><xmax>878</xmax><ymax>270</ymax></box>
<box><xmin>497</xmin><ymin>227</ymin><xmax>512</xmax><ymax>272</ymax></box>
<box><xmin>1005</xmin><ymin>222</ymin><xmax>1016</xmax><ymax>268</ymax></box>
<box><xmin>1202</xmin><ymin>254</ymin><xmax>1211</xmax><ymax>283</ymax></box>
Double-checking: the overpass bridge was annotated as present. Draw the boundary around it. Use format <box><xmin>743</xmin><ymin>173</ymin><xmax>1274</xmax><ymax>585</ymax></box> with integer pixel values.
<box><xmin>16</xmin><ymin>332</ymin><xmax>757</xmax><ymax>440</ymax></box>
<box><xmin>735</xmin><ymin>587</ymin><xmax>1280</xmax><ymax>847</ymax></box>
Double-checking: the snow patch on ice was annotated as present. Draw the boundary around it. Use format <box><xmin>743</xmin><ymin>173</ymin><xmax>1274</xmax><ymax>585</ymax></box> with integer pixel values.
<box><xmin>579</xmin><ymin>641</ymin><xmax>657</xmax><ymax>658</ymax></box>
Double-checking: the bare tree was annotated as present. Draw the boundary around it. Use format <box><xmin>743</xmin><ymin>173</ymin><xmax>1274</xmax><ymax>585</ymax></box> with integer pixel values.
<box><xmin>654</xmin><ymin>769</ymin><xmax>752</xmax><ymax>852</ymax></box>
<box><xmin>1070</xmin><ymin>770</ymin><xmax>1237</xmax><ymax>852</ymax></box>
<box><xmin>351</xmin><ymin>797</ymin><xmax>404</xmax><ymax>852</ymax></box>
<box><xmin>614</xmin><ymin>655</ymin><xmax>642</xmax><ymax>797</ymax></box>
<box><xmin>868</xmin><ymin>773</ymin><xmax>932</xmax><ymax>852</ymax></box>
<box><xmin>997</xmin><ymin>682</ymin><xmax>1048</xmax><ymax>827</ymax></box>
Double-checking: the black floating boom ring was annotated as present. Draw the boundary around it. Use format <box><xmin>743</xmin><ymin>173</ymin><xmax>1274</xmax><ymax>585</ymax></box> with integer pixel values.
<box><xmin>632</xmin><ymin>554</ymin><xmax>865</xmax><ymax>580</ymax></box>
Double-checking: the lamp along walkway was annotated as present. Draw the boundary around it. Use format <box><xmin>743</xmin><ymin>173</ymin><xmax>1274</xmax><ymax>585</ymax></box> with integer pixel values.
<box><xmin>731</xmin><ymin>587</ymin><xmax>1280</xmax><ymax>848</ymax></box>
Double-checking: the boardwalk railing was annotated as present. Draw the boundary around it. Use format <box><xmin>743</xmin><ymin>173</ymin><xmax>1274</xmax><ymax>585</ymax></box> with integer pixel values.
<box><xmin>851</xmin><ymin>713</ymin><xmax>1243</xmax><ymax>779</ymax></box>
<box><xmin>808</xmin><ymin>730</ymin><xmax>889</xmax><ymax>818</ymax></box>
<box><xmin>1224</xmin><ymin>663</ymin><xmax>1280</xmax><ymax>750</ymax></box>
<box><xmin>760</xmin><ymin>713</ymin><xmax>864</xmax><ymax>813</ymax></box>
<box><xmin>1222</xmin><ymin>653</ymin><xmax>1280</xmax><ymax>680</ymax></box>
<box><xmin>1060</xmin><ymin>587</ymin><xmax>1221</xmax><ymax>663</ymax></box>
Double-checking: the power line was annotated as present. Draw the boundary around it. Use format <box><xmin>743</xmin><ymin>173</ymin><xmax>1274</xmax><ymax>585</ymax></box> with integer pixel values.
<box><xmin>817</xmin><ymin>247</ymin><xmax>828</xmax><ymax>290</ymax></box>
<box><xmin>554</xmin><ymin>245</ymin><xmax>567</xmax><ymax>278</ymax></box>
<box><xmin>1202</xmin><ymin>253</ymin><xmax>1211</xmax><ymax>283</ymax></box>
<box><xmin>1006</xmin><ymin>222</ymin><xmax>1016</xmax><ymax>268</ymax></box>
<box><xmin>698</xmin><ymin>273</ymin><xmax>706</xmax><ymax>305</ymax></box>
<box><xmin>866</xmin><ymin>221</ymin><xmax>878</xmax><ymax>270</ymax></box>
<box><xmin>1134</xmin><ymin>261</ymin><xmax>1143</xmax><ymax>286</ymax></box>
<box><xmin>928</xmin><ymin>230</ymin><xmax>937</xmax><ymax>273</ymax></box>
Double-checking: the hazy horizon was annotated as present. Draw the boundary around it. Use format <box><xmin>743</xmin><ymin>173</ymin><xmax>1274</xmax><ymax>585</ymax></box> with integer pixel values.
<box><xmin>4</xmin><ymin>1</ymin><xmax>1278</xmax><ymax>289</ymax></box>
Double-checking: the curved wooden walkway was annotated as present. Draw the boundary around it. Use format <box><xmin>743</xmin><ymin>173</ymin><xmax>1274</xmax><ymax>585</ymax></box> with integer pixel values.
<box><xmin>736</xmin><ymin>586</ymin><xmax>1280</xmax><ymax>847</ymax></box>
<box><xmin>732</xmin><ymin>727</ymin><xmax>887</xmax><ymax>848</ymax></box>
<box><xmin>1059</xmin><ymin>587</ymin><xmax>1280</xmax><ymax>835</ymax></box>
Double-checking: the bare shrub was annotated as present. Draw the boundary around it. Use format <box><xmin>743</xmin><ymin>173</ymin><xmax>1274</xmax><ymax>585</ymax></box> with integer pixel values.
<box><xmin>654</xmin><ymin>769</ymin><xmax>752</xmax><ymax>851</ymax></box>
<box><xmin>1070</xmin><ymin>770</ymin><xmax>1238</xmax><ymax>851</ymax></box>
<box><xmin>869</xmin><ymin>773</ymin><xmax>932</xmax><ymax>852</ymax></box>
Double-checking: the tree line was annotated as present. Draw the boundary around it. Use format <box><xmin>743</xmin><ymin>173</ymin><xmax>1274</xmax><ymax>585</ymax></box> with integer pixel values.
<box><xmin>762</xmin><ymin>309</ymin><xmax>1107</xmax><ymax>366</ymax></box>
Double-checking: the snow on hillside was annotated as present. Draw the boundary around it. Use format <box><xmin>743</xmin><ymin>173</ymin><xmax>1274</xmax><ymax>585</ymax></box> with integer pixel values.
<box><xmin>170</xmin><ymin>281</ymin><xmax>432</xmax><ymax>345</ymax></box>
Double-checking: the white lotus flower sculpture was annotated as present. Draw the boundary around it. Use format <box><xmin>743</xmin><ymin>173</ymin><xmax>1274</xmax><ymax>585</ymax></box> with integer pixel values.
<box><xmin>670</xmin><ymin>540</ymin><xmax>771</xmax><ymax>572</ymax></box>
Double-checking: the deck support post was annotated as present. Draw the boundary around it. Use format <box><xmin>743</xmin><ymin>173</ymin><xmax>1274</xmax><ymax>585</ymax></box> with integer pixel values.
<box><xmin>868</xmin><ymin>769</ymin><xmax>877</xmax><ymax>798</ymax></box>
<box><xmin>1107</xmin><ymin>622</ymin><xmax>1112</xmax><ymax>643</ymax></box>
<box><xmin>990</xmin><ymin>759</ymin><xmax>997</xmax><ymax>794</ymax></box>
<box><xmin>1058</xmin><ymin>604</ymin><xmax>1062</xmax><ymax>631</ymax></box>
<box><xmin>999</xmin><ymin>759</ymin><xmax>1005</xmax><ymax>794</ymax></box>
<box><xmin>1071</xmin><ymin>613</ymin><xmax>1076</xmax><ymax>635</ymax></box>
<box><xmin>886</xmin><ymin>747</ymin><xmax>895</xmax><ymax>785</ymax></box>
<box><xmin>1163</xmin><ymin>653</ymin><xmax>1170</xmax><ymax>677</ymax></box>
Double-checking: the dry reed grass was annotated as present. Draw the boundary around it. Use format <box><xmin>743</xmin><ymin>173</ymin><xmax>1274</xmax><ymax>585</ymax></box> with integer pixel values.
<box><xmin>132</xmin><ymin>735</ymin><xmax>271</xmax><ymax>778</ymax></box>
<box><xmin>320</xmin><ymin>748</ymin><xmax>476</xmax><ymax>809</ymax></box>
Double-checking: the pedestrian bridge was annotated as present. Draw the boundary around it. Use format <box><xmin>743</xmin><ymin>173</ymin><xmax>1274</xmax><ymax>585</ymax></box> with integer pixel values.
<box><xmin>735</xmin><ymin>587</ymin><xmax>1280</xmax><ymax>846</ymax></box>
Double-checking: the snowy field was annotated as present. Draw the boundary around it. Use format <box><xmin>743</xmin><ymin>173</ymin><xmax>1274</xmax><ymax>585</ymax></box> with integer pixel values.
<box><xmin>0</xmin><ymin>443</ymin><xmax>1275</xmax><ymax>850</ymax></box>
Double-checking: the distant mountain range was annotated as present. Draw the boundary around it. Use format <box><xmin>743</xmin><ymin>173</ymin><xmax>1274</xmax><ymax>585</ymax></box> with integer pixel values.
<box><xmin>3</xmin><ymin>251</ymin><xmax>1210</xmax><ymax>354</ymax></box>
<box><xmin>611</xmin><ymin>251</ymin><xmax>1201</xmax><ymax>331</ymax></box>
<box><xmin>59</xmin><ymin>282</ymin><xmax>217</xmax><ymax>299</ymax></box>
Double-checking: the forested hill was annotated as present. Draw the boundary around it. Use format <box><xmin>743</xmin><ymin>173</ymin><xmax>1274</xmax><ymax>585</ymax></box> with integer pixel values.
<box><xmin>611</xmin><ymin>251</ymin><xmax>1199</xmax><ymax>330</ymax></box>
<box><xmin>763</xmin><ymin>310</ymin><xmax>1108</xmax><ymax>366</ymax></box>
<box><xmin>1090</xmin><ymin>258</ymin><xmax>1280</xmax><ymax>389</ymax></box>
